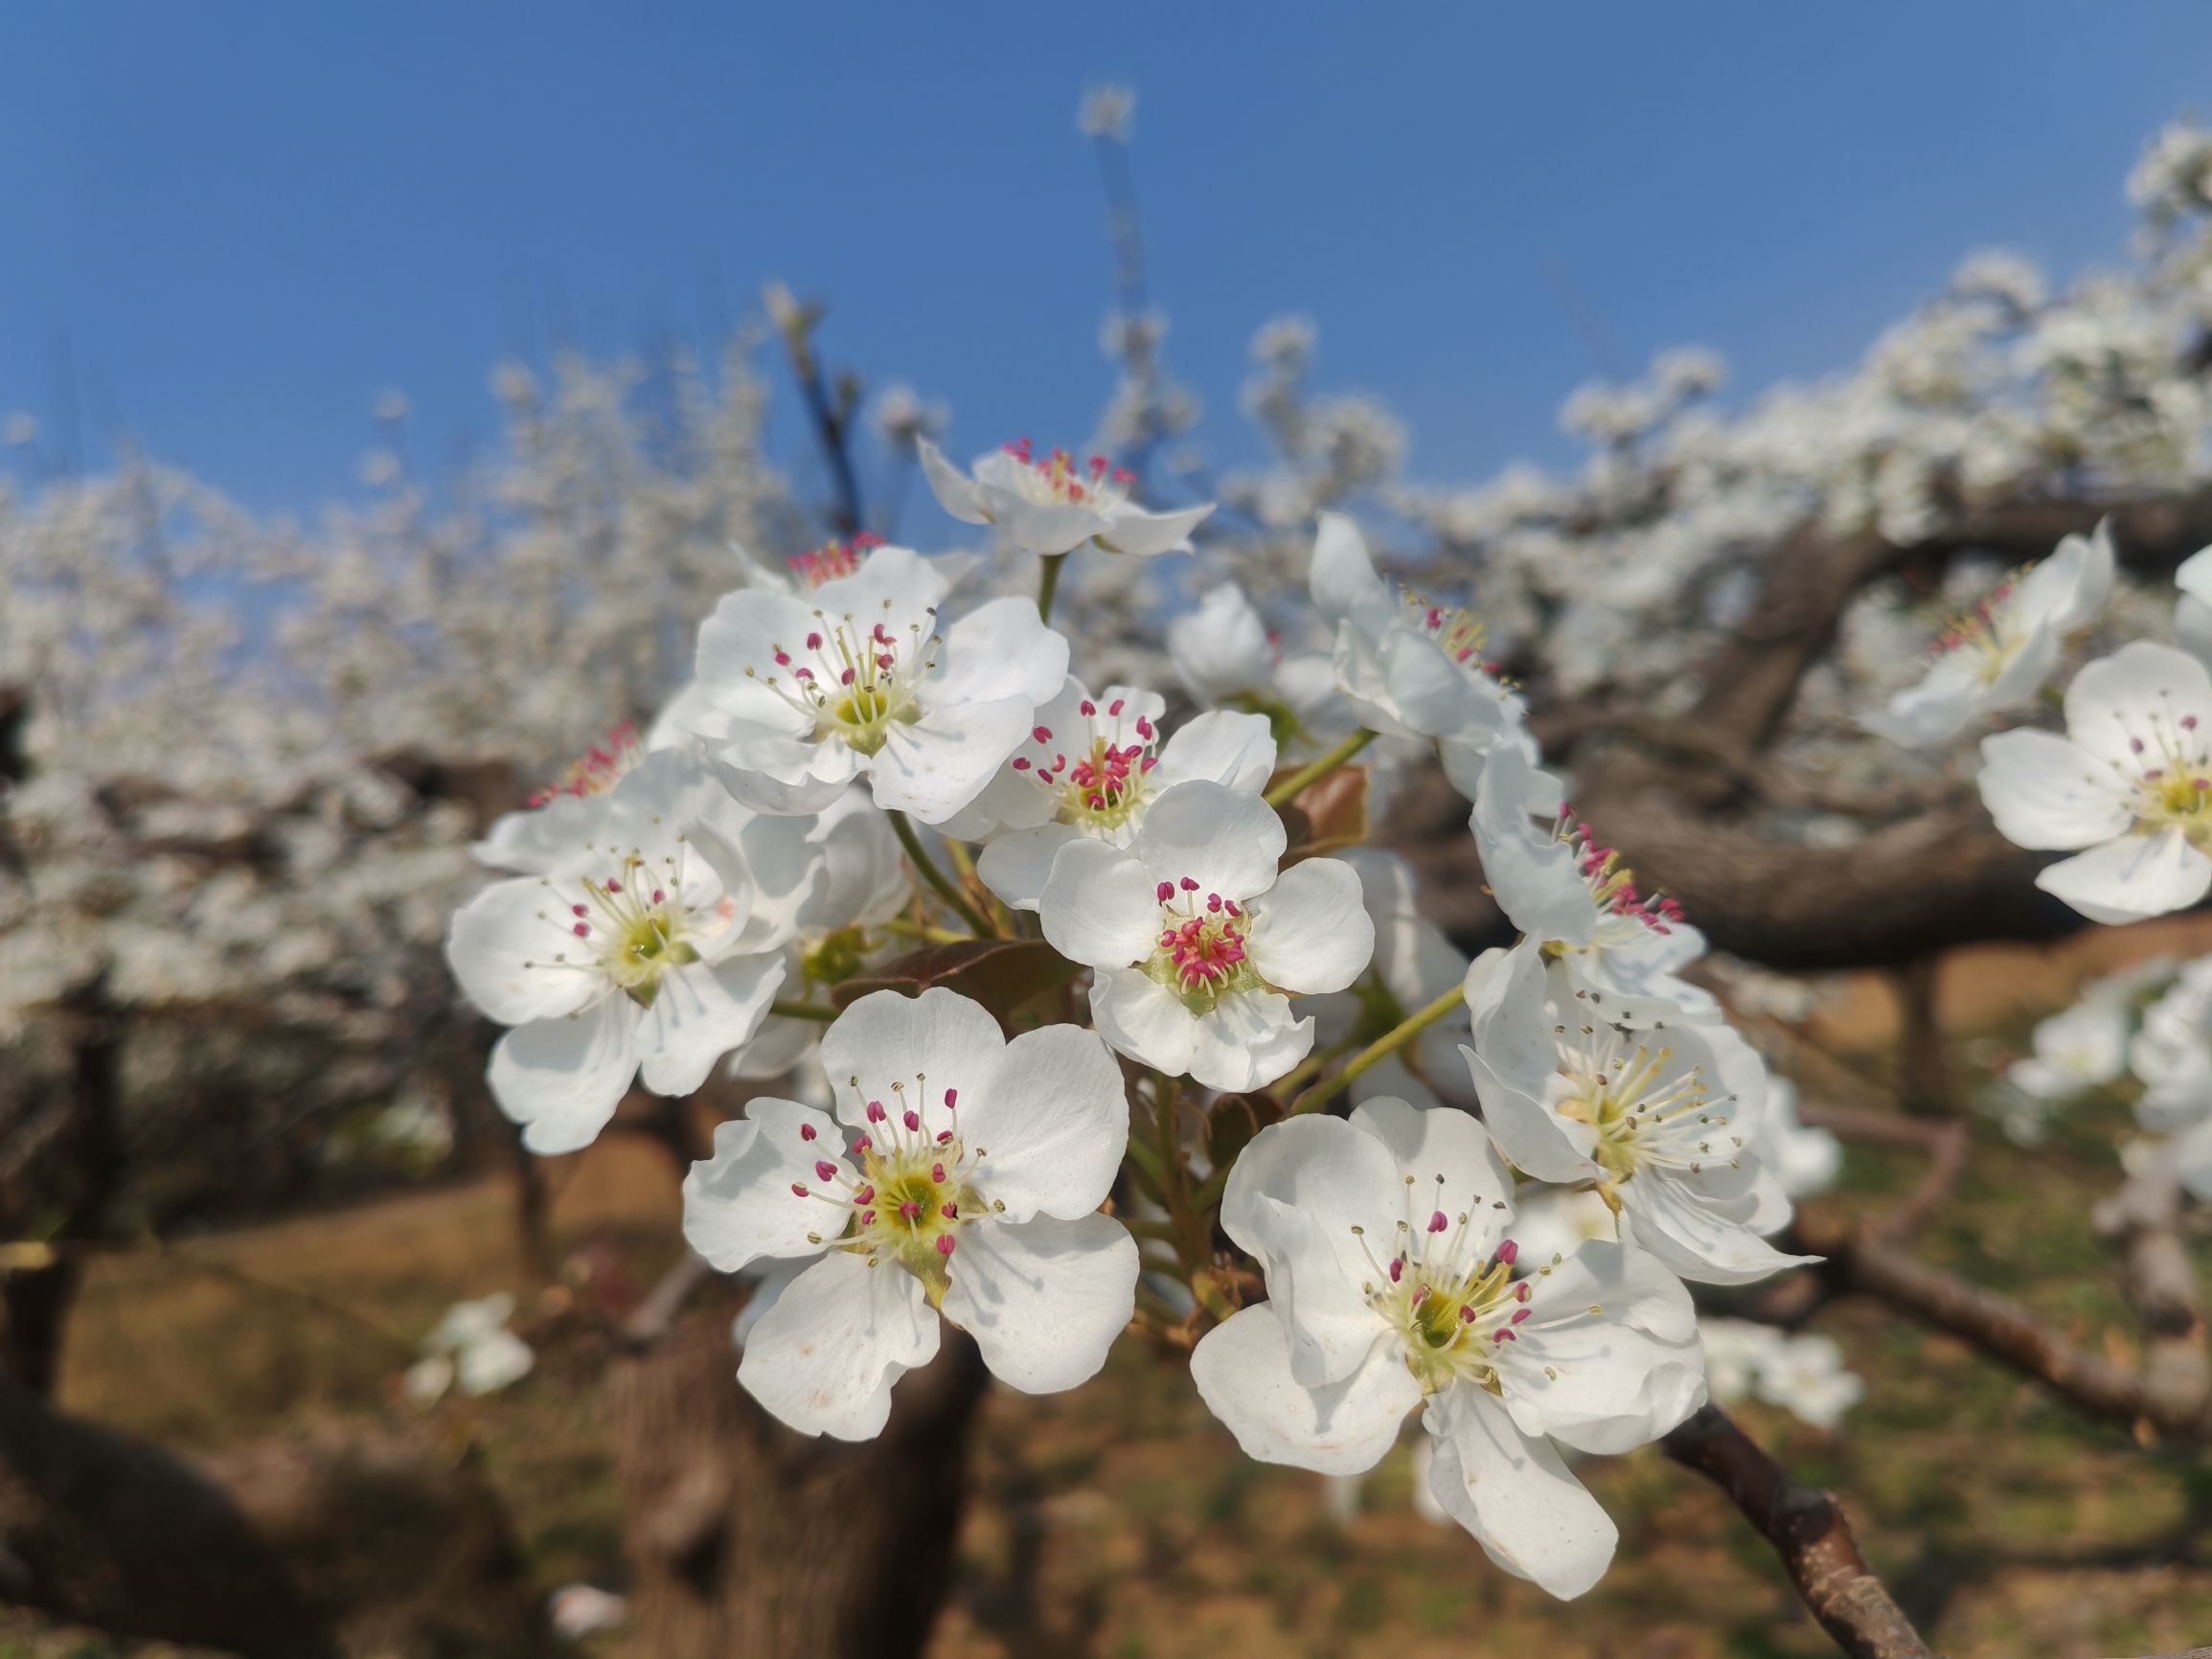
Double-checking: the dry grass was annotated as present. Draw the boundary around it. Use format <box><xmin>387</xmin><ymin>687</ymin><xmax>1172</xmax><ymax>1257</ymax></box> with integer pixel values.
<box><xmin>23</xmin><ymin>923</ymin><xmax>2212</xmax><ymax>1658</ymax></box>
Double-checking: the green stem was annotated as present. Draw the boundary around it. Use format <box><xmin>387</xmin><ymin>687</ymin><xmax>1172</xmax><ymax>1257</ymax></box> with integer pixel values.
<box><xmin>1037</xmin><ymin>551</ymin><xmax>1069</xmax><ymax>623</ymax></box>
<box><xmin>887</xmin><ymin>809</ymin><xmax>997</xmax><ymax>938</ymax></box>
<box><xmin>768</xmin><ymin>999</ymin><xmax>838</xmax><ymax>1024</ymax></box>
<box><xmin>1264</xmin><ymin>727</ymin><xmax>1379</xmax><ymax>807</ymax></box>
<box><xmin>1291</xmin><ymin>984</ymin><xmax>1467</xmax><ymax>1115</ymax></box>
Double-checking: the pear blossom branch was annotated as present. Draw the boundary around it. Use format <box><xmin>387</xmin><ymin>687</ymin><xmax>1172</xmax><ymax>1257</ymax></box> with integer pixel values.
<box><xmin>1264</xmin><ymin>727</ymin><xmax>1378</xmax><ymax>809</ymax></box>
<box><xmin>1790</xmin><ymin>1114</ymin><xmax>2212</xmax><ymax>1441</ymax></box>
<box><xmin>886</xmin><ymin>809</ymin><xmax>998</xmax><ymax>939</ymax></box>
<box><xmin>764</xmin><ymin>283</ymin><xmax>866</xmax><ymax>537</ymax></box>
<box><xmin>1661</xmin><ymin>1403</ymin><xmax>1931</xmax><ymax>1659</ymax></box>
<box><xmin>1289</xmin><ymin>983</ymin><xmax>1465</xmax><ymax>1115</ymax></box>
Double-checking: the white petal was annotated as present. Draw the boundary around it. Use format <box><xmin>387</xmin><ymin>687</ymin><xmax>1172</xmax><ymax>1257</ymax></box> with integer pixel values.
<box><xmin>941</xmin><ymin>1212</ymin><xmax>1137</xmax><ymax>1393</ymax></box>
<box><xmin>819</xmin><ymin>987</ymin><xmax>1004</xmax><ymax>1137</ymax></box>
<box><xmin>471</xmin><ymin>791</ymin><xmax>612</xmax><ymax>875</ymax></box>
<box><xmin>446</xmin><ymin>878</ymin><xmax>603</xmax><ymax>1025</ymax></box>
<box><xmin>965</xmin><ymin>1025</ymin><xmax>1129</xmax><ymax>1220</ymax></box>
<box><xmin>681</xmin><ymin>1099</ymin><xmax>849</xmax><ymax>1271</ymax></box>
<box><xmin>1220</xmin><ymin>1116</ymin><xmax>1400</xmax><ymax>1386</ymax></box>
<box><xmin>2064</xmin><ymin>641</ymin><xmax>2212</xmax><ymax>770</ymax></box>
<box><xmin>977</xmin><ymin>824</ymin><xmax>1081</xmax><ymax>912</ymax></box>
<box><xmin>636</xmin><ymin>956</ymin><xmax>787</xmax><ymax>1097</ymax></box>
<box><xmin>974</xmin><ymin>487</ymin><xmax>1111</xmax><ymax>555</ymax></box>
<box><xmin>1094</xmin><ymin>500</ymin><xmax>1214</xmax><ymax>557</ymax></box>
<box><xmin>1170</xmin><ymin>583</ymin><xmax>1275</xmax><ymax>705</ymax></box>
<box><xmin>725</xmin><ymin>813</ymin><xmax>829</xmax><ymax>953</ymax></box>
<box><xmin>1039</xmin><ymin>839</ymin><xmax>1164</xmax><ymax>966</ymax></box>
<box><xmin>1858</xmin><ymin>662</ymin><xmax>1982</xmax><ymax>748</ymax></box>
<box><xmin>693</xmin><ymin>589</ymin><xmax>831</xmax><ymax>737</ymax></box>
<box><xmin>1618</xmin><ymin>1177</ymin><xmax>1820</xmax><ymax>1286</ymax></box>
<box><xmin>1975</xmin><ymin>729</ymin><xmax>2132</xmax><ymax>849</ymax></box>
<box><xmin>1473</xmin><ymin>748</ymin><xmax>1596</xmax><ymax>946</ymax></box>
<box><xmin>1246</xmin><ymin>857</ymin><xmax>1375</xmax><ymax>995</ymax></box>
<box><xmin>1380</xmin><ymin>631</ymin><xmax>1475</xmax><ymax>738</ymax></box>
<box><xmin>917</xmin><ymin>438</ymin><xmax>990</xmax><ymax>524</ymax></box>
<box><xmin>1150</xmin><ymin>710</ymin><xmax>1278</xmax><ymax>794</ymax></box>
<box><xmin>932</xmin><ymin>596</ymin><xmax>1072</xmax><ymax>710</ymax></box>
<box><xmin>1498</xmin><ymin>1242</ymin><xmax>1704</xmax><ymax>1453</ymax></box>
<box><xmin>738</xmin><ymin>1252</ymin><xmax>941</xmax><ymax>1441</ymax></box>
<box><xmin>727</xmin><ymin>1009</ymin><xmax>821</xmax><ymax>1081</ymax></box>
<box><xmin>1088</xmin><ymin>967</ymin><xmax>1200</xmax><ymax>1077</ymax></box>
<box><xmin>1132</xmin><ymin>781</ymin><xmax>1287</xmax><ymax>901</ymax></box>
<box><xmin>1191</xmin><ymin>1307</ymin><xmax>1420</xmax><ymax>1475</ymax></box>
<box><xmin>1186</xmin><ymin>989</ymin><xmax>1312</xmax><ymax>1092</ymax></box>
<box><xmin>1308</xmin><ymin>511</ymin><xmax>1396</xmax><ymax>637</ymax></box>
<box><xmin>810</xmin><ymin>543</ymin><xmax>947</xmax><ymax>643</ymax></box>
<box><xmin>871</xmin><ymin>696</ymin><xmax>1035</xmax><ymax>823</ymax></box>
<box><xmin>488</xmin><ymin>997</ymin><xmax>639</xmax><ymax>1153</ymax></box>
<box><xmin>1347</xmin><ymin>1096</ymin><xmax>1515</xmax><ymax>1227</ymax></box>
<box><xmin>712</xmin><ymin>740</ymin><xmax>864</xmax><ymax>815</ymax></box>
<box><xmin>1424</xmin><ymin>1385</ymin><xmax>1618</xmax><ymax>1601</ymax></box>
<box><xmin>2036</xmin><ymin>830</ymin><xmax>2212</xmax><ymax>924</ymax></box>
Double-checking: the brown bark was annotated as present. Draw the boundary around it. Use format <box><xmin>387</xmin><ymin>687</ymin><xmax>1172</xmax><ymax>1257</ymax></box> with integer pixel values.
<box><xmin>1663</xmin><ymin>1403</ymin><xmax>1930</xmax><ymax>1659</ymax></box>
<box><xmin>609</xmin><ymin>1310</ymin><xmax>990</xmax><ymax>1659</ymax></box>
<box><xmin>0</xmin><ymin>1374</ymin><xmax>549</xmax><ymax>1658</ymax></box>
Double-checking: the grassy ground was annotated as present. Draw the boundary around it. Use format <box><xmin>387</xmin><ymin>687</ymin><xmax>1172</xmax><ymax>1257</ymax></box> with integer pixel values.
<box><xmin>25</xmin><ymin>923</ymin><xmax>2212</xmax><ymax>1658</ymax></box>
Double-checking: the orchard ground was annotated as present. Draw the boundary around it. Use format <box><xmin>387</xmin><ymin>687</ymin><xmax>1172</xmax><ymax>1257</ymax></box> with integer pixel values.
<box><xmin>19</xmin><ymin>918</ymin><xmax>2212</xmax><ymax>1659</ymax></box>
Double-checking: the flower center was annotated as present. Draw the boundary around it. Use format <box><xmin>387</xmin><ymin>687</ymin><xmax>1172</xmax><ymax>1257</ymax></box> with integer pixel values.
<box><xmin>1400</xmin><ymin>590</ymin><xmax>1498</xmax><ymax>674</ymax></box>
<box><xmin>1142</xmin><ymin>878</ymin><xmax>1261</xmax><ymax>1012</ymax></box>
<box><xmin>801</xmin><ymin>923</ymin><xmax>871</xmax><ymax>989</ymax></box>
<box><xmin>1348</xmin><ymin>1178</ymin><xmax>1527</xmax><ymax>1395</ymax></box>
<box><xmin>738</xmin><ymin>600</ymin><xmax>939</xmax><ymax>756</ymax></box>
<box><xmin>1550</xmin><ymin>1028</ymin><xmax>1736</xmax><ymax>1203</ymax></box>
<box><xmin>789</xmin><ymin>1079</ymin><xmax>990</xmax><ymax>1303</ymax></box>
<box><xmin>1932</xmin><ymin>576</ymin><xmax>2021</xmax><ymax>686</ymax></box>
<box><xmin>530</xmin><ymin>722</ymin><xmax>642</xmax><ymax>807</ymax></box>
<box><xmin>2125</xmin><ymin>712</ymin><xmax>2212</xmax><ymax>847</ymax></box>
<box><xmin>1010</xmin><ymin>697</ymin><xmax>1161</xmax><ymax>831</ymax></box>
<box><xmin>786</xmin><ymin>533</ymin><xmax>882</xmax><ymax>588</ymax></box>
<box><xmin>536</xmin><ymin>851</ymin><xmax>718</xmax><ymax>1007</ymax></box>
<box><xmin>1001</xmin><ymin>439</ymin><xmax>1133</xmax><ymax>511</ymax></box>
<box><xmin>1562</xmin><ymin>814</ymin><xmax>1684</xmax><ymax>934</ymax></box>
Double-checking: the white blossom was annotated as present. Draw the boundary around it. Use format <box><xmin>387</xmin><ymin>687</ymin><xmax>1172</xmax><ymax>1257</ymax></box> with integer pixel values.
<box><xmin>688</xmin><ymin>542</ymin><xmax>1068</xmax><ymax>822</ymax></box>
<box><xmin>1698</xmin><ymin>1318</ymin><xmax>1863</xmax><ymax>1429</ymax></box>
<box><xmin>445</xmin><ymin>750</ymin><xmax>822</xmax><ymax>1152</ymax></box>
<box><xmin>1038</xmin><ymin>781</ymin><xmax>1374</xmax><ymax>1091</ymax></box>
<box><xmin>1978</xmin><ymin>641</ymin><xmax>2212</xmax><ymax>923</ymax></box>
<box><xmin>949</xmin><ymin>678</ymin><xmax>1274</xmax><ymax>911</ymax></box>
<box><xmin>405</xmin><ymin>1293</ymin><xmax>535</xmax><ymax>1405</ymax></box>
<box><xmin>682</xmin><ymin>988</ymin><xmax>1138</xmax><ymax>1439</ymax></box>
<box><xmin>1191</xmin><ymin>1099</ymin><xmax>1704</xmax><ymax>1600</ymax></box>
<box><xmin>918</xmin><ymin>437</ymin><xmax>1213</xmax><ymax>557</ymax></box>
<box><xmin>1309</xmin><ymin>512</ymin><xmax>1533</xmax><ymax>795</ymax></box>
<box><xmin>1462</xmin><ymin>943</ymin><xmax>1813</xmax><ymax>1285</ymax></box>
<box><xmin>1859</xmin><ymin>522</ymin><xmax>2112</xmax><ymax>746</ymax></box>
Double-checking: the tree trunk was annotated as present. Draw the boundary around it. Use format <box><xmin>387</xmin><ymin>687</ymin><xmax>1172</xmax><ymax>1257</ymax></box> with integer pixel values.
<box><xmin>0</xmin><ymin>1375</ymin><xmax>550</xmax><ymax>1658</ymax></box>
<box><xmin>609</xmin><ymin>1312</ymin><xmax>990</xmax><ymax>1658</ymax></box>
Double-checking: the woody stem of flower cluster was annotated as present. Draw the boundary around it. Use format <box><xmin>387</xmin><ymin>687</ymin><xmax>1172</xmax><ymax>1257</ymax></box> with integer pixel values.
<box><xmin>1037</xmin><ymin>551</ymin><xmax>1068</xmax><ymax>624</ymax></box>
<box><xmin>886</xmin><ymin>809</ymin><xmax>999</xmax><ymax>939</ymax></box>
<box><xmin>1289</xmin><ymin>984</ymin><xmax>1465</xmax><ymax>1115</ymax></box>
<box><xmin>1263</xmin><ymin>727</ymin><xmax>1378</xmax><ymax>807</ymax></box>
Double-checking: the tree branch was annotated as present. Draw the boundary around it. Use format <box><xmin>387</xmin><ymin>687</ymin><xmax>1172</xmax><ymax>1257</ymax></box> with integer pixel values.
<box><xmin>1661</xmin><ymin>1403</ymin><xmax>1930</xmax><ymax>1659</ymax></box>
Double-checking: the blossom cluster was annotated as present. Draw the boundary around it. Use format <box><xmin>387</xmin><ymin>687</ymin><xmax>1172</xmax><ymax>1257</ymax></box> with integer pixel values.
<box><xmin>441</xmin><ymin>512</ymin><xmax>1839</xmax><ymax>1602</ymax></box>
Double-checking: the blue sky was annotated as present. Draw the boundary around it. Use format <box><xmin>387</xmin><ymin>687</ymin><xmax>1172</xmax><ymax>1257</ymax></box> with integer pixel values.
<box><xmin>3</xmin><ymin>3</ymin><xmax>2211</xmax><ymax>536</ymax></box>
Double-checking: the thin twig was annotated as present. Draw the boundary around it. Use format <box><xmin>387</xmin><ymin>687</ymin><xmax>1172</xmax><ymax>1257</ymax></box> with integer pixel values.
<box><xmin>1794</xmin><ymin>1105</ymin><xmax>2212</xmax><ymax>1440</ymax></box>
<box><xmin>1662</xmin><ymin>1403</ymin><xmax>1931</xmax><ymax>1659</ymax></box>
<box><xmin>1290</xmin><ymin>985</ymin><xmax>1464</xmax><ymax>1115</ymax></box>
<box><xmin>621</xmin><ymin>1250</ymin><xmax>715</xmax><ymax>1351</ymax></box>
<box><xmin>1265</xmin><ymin>728</ymin><xmax>1378</xmax><ymax>809</ymax></box>
<box><xmin>887</xmin><ymin>809</ymin><xmax>996</xmax><ymax>939</ymax></box>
